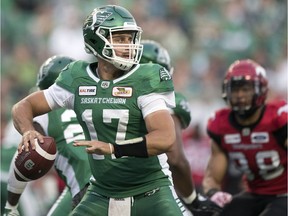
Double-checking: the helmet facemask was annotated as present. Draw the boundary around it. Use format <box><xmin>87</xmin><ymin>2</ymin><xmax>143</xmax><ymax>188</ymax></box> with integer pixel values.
<box><xmin>223</xmin><ymin>76</ymin><xmax>267</xmax><ymax>119</ymax></box>
<box><xmin>98</xmin><ymin>27</ymin><xmax>143</xmax><ymax>71</ymax></box>
<box><xmin>222</xmin><ymin>59</ymin><xmax>268</xmax><ymax>119</ymax></box>
<box><xmin>224</xmin><ymin>79</ymin><xmax>254</xmax><ymax>118</ymax></box>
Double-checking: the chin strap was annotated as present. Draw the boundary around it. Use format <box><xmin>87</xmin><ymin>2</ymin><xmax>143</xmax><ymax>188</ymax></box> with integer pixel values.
<box><xmin>233</xmin><ymin>105</ymin><xmax>261</xmax><ymax>119</ymax></box>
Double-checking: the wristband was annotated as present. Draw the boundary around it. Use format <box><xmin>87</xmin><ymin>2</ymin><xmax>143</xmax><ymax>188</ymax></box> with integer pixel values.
<box><xmin>108</xmin><ymin>143</ymin><xmax>113</xmax><ymax>155</ymax></box>
<box><xmin>206</xmin><ymin>188</ymin><xmax>220</xmax><ymax>197</ymax></box>
<box><xmin>112</xmin><ymin>136</ymin><xmax>148</xmax><ymax>158</ymax></box>
<box><xmin>182</xmin><ymin>190</ymin><xmax>197</xmax><ymax>204</ymax></box>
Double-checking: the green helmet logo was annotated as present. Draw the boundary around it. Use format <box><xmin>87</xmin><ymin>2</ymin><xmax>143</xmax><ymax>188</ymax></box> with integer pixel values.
<box><xmin>37</xmin><ymin>55</ymin><xmax>75</xmax><ymax>90</ymax></box>
<box><xmin>84</xmin><ymin>9</ymin><xmax>112</xmax><ymax>31</ymax></box>
<box><xmin>83</xmin><ymin>5</ymin><xmax>143</xmax><ymax>71</ymax></box>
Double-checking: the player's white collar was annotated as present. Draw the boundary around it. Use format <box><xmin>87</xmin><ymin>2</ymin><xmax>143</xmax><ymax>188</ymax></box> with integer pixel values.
<box><xmin>113</xmin><ymin>64</ymin><xmax>140</xmax><ymax>84</ymax></box>
<box><xmin>86</xmin><ymin>64</ymin><xmax>140</xmax><ymax>83</ymax></box>
<box><xmin>86</xmin><ymin>65</ymin><xmax>100</xmax><ymax>82</ymax></box>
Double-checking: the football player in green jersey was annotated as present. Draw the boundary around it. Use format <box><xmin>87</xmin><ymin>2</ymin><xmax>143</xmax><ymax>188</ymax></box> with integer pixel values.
<box><xmin>140</xmin><ymin>40</ymin><xmax>222</xmax><ymax>216</ymax></box>
<box><xmin>1</xmin><ymin>122</ymin><xmax>35</xmax><ymax>216</ymax></box>
<box><xmin>11</xmin><ymin>5</ymin><xmax>188</xmax><ymax>216</ymax></box>
<box><xmin>5</xmin><ymin>56</ymin><xmax>91</xmax><ymax>216</ymax></box>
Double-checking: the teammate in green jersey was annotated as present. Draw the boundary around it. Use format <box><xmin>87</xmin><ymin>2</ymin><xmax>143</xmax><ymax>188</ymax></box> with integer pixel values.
<box><xmin>1</xmin><ymin>121</ymin><xmax>43</xmax><ymax>216</ymax></box>
<box><xmin>140</xmin><ymin>40</ymin><xmax>223</xmax><ymax>216</ymax></box>
<box><xmin>4</xmin><ymin>56</ymin><xmax>91</xmax><ymax>216</ymax></box>
<box><xmin>11</xmin><ymin>5</ymin><xmax>188</xmax><ymax>216</ymax></box>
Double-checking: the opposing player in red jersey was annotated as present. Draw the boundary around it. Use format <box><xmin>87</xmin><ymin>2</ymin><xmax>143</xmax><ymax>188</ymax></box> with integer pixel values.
<box><xmin>202</xmin><ymin>59</ymin><xmax>287</xmax><ymax>216</ymax></box>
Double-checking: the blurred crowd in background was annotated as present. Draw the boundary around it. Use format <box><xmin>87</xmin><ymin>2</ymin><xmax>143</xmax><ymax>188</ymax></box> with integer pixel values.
<box><xmin>1</xmin><ymin>0</ymin><xmax>287</xmax><ymax>136</ymax></box>
<box><xmin>1</xmin><ymin>0</ymin><xmax>287</xmax><ymax>215</ymax></box>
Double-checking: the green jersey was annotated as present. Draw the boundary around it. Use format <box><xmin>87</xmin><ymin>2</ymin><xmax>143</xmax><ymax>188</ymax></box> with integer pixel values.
<box><xmin>34</xmin><ymin>109</ymin><xmax>91</xmax><ymax>197</ymax></box>
<box><xmin>172</xmin><ymin>92</ymin><xmax>191</xmax><ymax>129</ymax></box>
<box><xmin>49</xmin><ymin>61</ymin><xmax>175</xmax><ymax>198</ymax></box>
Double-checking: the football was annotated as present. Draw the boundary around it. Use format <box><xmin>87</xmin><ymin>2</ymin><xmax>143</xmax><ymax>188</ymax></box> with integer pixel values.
<box><xmin>14</xmin><ymin>136</ymin><xmax>56</xmax><ymax>181</ymax></box>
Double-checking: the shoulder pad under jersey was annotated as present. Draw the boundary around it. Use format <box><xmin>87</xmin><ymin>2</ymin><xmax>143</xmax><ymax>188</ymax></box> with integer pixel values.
<box><xmin>207</xmin><ymin>108</ymin><xmax>231</xmax><ymax>135</ymax></box>
<box><xmin>134</xmin><ymin>63</ymin><xmax>174</xmax><ymax>96</ymax></box>
<box><xmin>173</xmin><ymin>92</ymin><xmax>191</xmax><ymax>129</ymax></box>
<box><xmin>56</xmin><ymin>60</ymin><xmax>90</xmax><ymax>93</ymax></box>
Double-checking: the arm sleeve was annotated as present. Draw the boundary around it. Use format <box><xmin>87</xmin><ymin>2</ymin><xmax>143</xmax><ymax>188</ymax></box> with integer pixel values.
<box><xmin>138</xmin><ymin>91</ymin><xmax>175</xmax><ymax>118</ymax></box>
<box><xmin>43</xmin><ymin>84</ymin><xmax>75</xmax><ymax>110</ymax></box>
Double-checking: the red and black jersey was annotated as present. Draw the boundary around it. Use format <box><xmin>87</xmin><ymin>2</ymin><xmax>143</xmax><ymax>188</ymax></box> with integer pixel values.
<box><xmin>207</xmin><ymin>100</ymin><xmax>287</xmax><ymax>195</ymax></box>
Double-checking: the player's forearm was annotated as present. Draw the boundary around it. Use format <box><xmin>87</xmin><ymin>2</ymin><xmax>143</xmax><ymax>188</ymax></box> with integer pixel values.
<box><xmin>170</xmin><ymin>160</ymin><xmax>194</xmax><ymax>197</ymax></box>
<box><xmin>202</xmin><ymin>141</ymin><xmax>228</xmax><ymax>194</ymax></box>
<box><xmin>167</xmin><ymin>124</ymin><xmax>194</xmax><ymax>197</ymax></box>
<box><xmin>202</xmin><ymin>174</ymin><xmax>222</xmax><ymax>194</ymax></box>
<box><xmin>12</xmin><ymin>100</ymin><xmax>35</xmax><ymax>134</ymax></box>
<box><xmin>145</xmin><ymin>128</ymin><xmax>175</xmax><ymax>155</ymax></box>
<box><xmin>12</xmin><ymin>92</ymin><xmax>50</xmax><ymax>134</ymax></box>
<box><xmin>202</xmin><ymin>159</ymin><xmax>226</xmax><ymax>194</ymax></box>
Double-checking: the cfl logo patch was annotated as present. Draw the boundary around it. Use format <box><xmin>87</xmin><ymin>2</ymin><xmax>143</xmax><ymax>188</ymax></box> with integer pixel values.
<box><xmin>24</xmin><ymin>159</ymin><xmax>35</xmax><ymax>170</ymax></box>
<box><xmin>101</xmin><ymin>81</ymin><xmax>110</xmax><ymax>89</ymax></box>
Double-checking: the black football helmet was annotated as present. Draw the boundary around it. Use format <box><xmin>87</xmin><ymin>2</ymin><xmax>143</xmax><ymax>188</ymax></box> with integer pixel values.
<box><xmin>140</xmin><ymin>40</ymin><xmax>174</xmax><ymax>75</ymax></box>
<box><xmin>83</xmin><ymin>5</ymin><xmax>143</xmax><ymax>71</ymax></box>
<box><xmin>222</xmin><ymin>59</ymin><xmax>268</xmax><ymax>118</ymax></box>
<box><xmin>37</xmin><ymin>55</ymin><xmax>75</xmax><ymax>90</ymax></box>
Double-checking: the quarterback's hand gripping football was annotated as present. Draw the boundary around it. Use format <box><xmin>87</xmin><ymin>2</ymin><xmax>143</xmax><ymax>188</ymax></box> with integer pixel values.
<box><xmin>74</xmin><ymin>140</ymin><xmax>113</xmax><ymax>155</ymax></box>
<box><xmin>210</xmin><ymin>191</ymin><xmax>232</xmax><ymax>208</ymax></box>
<box><xmin>18</xmin><ymin>130</ymin><xmax>44</xmax><ymax>153</ymax></box>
